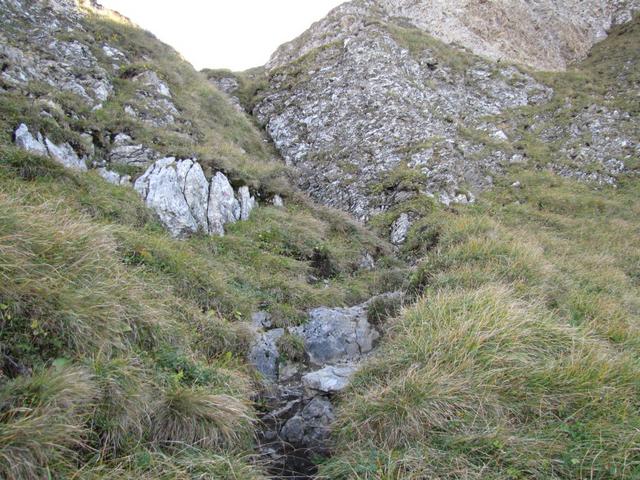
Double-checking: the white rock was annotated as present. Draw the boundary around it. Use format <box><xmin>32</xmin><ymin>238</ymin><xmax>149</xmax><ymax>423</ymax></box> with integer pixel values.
<box><xmin>134</xmin><ymin>158</ymin><xmax>198</xmax><ymax>238</ymax></box>
<box><xmin>207</xmin><ymin>172</ymin><xmax>240</xmax><ymax>236</ymax></box>
<box><xmin>14</xmin><ymin>124</ymin><xmax>47</xmax><ymax>156</ymax></box>
<box><xmin>390</xmin><ymin>213</ymin><xmax>410</xmax><ymax>245</ymax></box>
<box><xmin>133</xmin><ymin>70</ymin><xmax>171</xmax><ymax>98</ymax></box>
<box><xmin>97</xmin><ymin>167</ymin><xmax>121</xmax><ymax>184</ymax></box>
<box><xmin>492</xmin><ymin>130</ymin><xmax>508</xmax><ymax>141</ymax></box>
<box><xmin>238</xmin><ymin>185</ymin><xmax>256</xmax><ymax>221</ymax></box>
<box><xmin>44</xmin><ymin>138</ymin><xmax>87</xmax><ymax>171</ymax></box>
<box><xmin>302</xmin><ymin>365</ymin><xmax>357</xmax><ymax>394</ymax></box>
<box><xmin>272</xmin><ymin>194</ymin><xmax>284</xmax><ymax>207</ymax></box>
<box><xmin>359</xmin><ymin>252</ymin><xmax>375</xmax><ymax>270</ymax></box>
<box><xmin>176</xmin><ymin>159</ymin><xmax>209</xmax><ymax>232</ymax></box>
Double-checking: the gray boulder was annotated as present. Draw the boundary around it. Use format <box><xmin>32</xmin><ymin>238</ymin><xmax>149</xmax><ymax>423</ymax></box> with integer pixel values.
<box><xmin>249</xmin><ymin>328</ymin><xmax>285</xmax><ymax>381</ymax></box>
<box><xmin>294</xmin><ymin>304</ymin><xmax>379</xmax><ymax>366</ymax></box>
<box><xmin>280</xmin><ymin>396</ymin><xmax>334</xmax><ymax>448</ymax></box>
<box><xmin>302</xmin><ymin>365</ymin><xmax>357</xmax><ymax>394</ymax></box>
<box><xmin>134</xmin><ymin>157</ymin><xmax>199</xmax><ymax>238</ymax></box>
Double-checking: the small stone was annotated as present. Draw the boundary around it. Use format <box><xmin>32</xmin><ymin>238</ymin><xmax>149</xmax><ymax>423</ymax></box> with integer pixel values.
<box><xmin>44</xmin><ymin>138</ymin><xmax>87</xmax><ymax>171</ymax></box>
<box><xmin>14</xmin><ymin>124</ymin><xmax>47</xmax><ymax>156</ymax></box>
<box><xmin>251</xmin><ymin>311</ymin><xmax>273</xmax><ymax>329</ymax></box>
<box><xmin>302</xmin><ymin>365</ymin><xmax>357</xmax><ymax>394</ymax></box>
<box><xmin>359</xmin><ymin>252</ymin><xmax>375</xmax><ymax>270</ymax></box>
<box><xmin>390</xmin><ymin>213</ymin><xmax>410</xmax><ymax>245</ymax></box>
<box><xmin>272</xmin><ymin>194</ymin><xmax>284</xmax><ymax>207</ymax></box>
<box><xmin>280</xmin><ymin>415</ymin><xmax>305</xmax><ymax>444</ymax></box>
<box><xmin>510</xmin><ymin>154</ymin><xmax>526</xmax><ymax>164</ymax></box>
<box><xmin>279</xmin><ymin>361</ymin><xmax>300</xmax><ymax>382</ymax></box>
<box><xmin>97</xmin><ymin>167</ymin><xmax>121</xmax><ymax>184</ymax></box>
<box><xmin>492</xmin><ymin>130</ymin><xmax>508</xmax><ymax>141</ymax></box>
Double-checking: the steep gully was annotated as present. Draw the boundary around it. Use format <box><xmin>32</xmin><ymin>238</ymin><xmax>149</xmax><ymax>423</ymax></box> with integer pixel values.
<box><xmin>250</xmin><ymin>293</ymin><xmax>402</xmax><ymax>478</ymax></box>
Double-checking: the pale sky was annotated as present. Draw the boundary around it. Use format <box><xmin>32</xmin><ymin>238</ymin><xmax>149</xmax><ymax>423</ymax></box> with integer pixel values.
<box><xmin>97</xmin><ymin>0</ymin><xmax>345</xmax><ymax>71</ymax></box>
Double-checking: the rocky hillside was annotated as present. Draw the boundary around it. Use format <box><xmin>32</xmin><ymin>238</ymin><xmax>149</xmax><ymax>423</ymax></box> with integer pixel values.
<box><xmin>246</xmin><ymin>0</ymin><xmax>640</xmax><ymax>244</ymax></box>
<box><xmin>268</xmin><ymin>0</ymin><xmax>640</xmax><ymax>72</ymax></box>
<box><xmin>1</xmin><ymin>0</ymin><xmax>640</xmax><ymax>479</ymax></box>
<box><xmin>0</xmin><ymin>1</ymin><xmax>403</xmax><ymax>478</ymax></box>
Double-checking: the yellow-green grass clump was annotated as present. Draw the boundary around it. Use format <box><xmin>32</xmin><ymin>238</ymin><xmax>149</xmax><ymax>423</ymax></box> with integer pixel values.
<box><xmin>322</xmin><ymin>171</ymin><xmax>640</xmax><ymax>479</ymax></box>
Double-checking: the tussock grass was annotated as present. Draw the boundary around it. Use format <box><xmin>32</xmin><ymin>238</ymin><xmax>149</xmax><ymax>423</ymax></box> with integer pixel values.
<box><xmin>151</xmin><ymin>387</ymin><xmax>254</xmax><ymax>450</ymax></box>
<box><xmin>0</xmin><ymin>193</ymin><xmax>163</xmax><ymax>363</ymax></box>
<box><xmin>325</xmin><ymin>170</ymin><xmax>640</xmax><ymax>479</ymax></box>
<box><xmin>80</xmin><ymin>447</ymin><xmax>265</xmax><ymax>479</ymax></box>
<box><xmin>90</xmin><ymin>356</ymin><xmax>154</xmax><ymax>456</ymax></box>
<box><xmin>0</xmin><ymin>366</ymin><xmax>97</xmax><ymax>480</ymax></box>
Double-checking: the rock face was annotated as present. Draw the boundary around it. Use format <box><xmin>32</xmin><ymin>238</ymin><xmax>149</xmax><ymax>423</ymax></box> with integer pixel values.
<box><xmin>253</xmin><ymin>294</ymin><xmax>397</xmax><ymax>475</ymax></box>
<box><xmin>0</xmin><ymin>0</ymin><xmax>113</xmax><ymax>106</ymax></box>
<box><xmin>108</xmin><ymin>134</ymin><xmax>159</xmax><ymax>167</ymax></box>
<box><xmin>14</xmin><ymin>124</ymin><xmax>87</xmax><ymax>172</ymax></box>
<box><xmin>268</xmin><ymin>0</ymin><xmax>640</xmax><ymax>72</ymax></box>
<box><xmin>255</xmin><ymin>0</ymin><xmax>640</xmax><ymax>244</ymax></box>
<box><xmin>134</xmin><ymin>157</ymin><xmax>257</xmax><ymax>238</ymax></box>
<box><xmin>255</xmin><ymin>0</ymin><xmax>553</xmax><ymax>221</ymax></box>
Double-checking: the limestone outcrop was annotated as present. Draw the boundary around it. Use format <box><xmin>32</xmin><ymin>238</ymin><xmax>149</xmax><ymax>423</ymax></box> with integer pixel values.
<box><xmin>14</xmin><ymin>124</ymin><xmax>87</xmax><ymax>172</ymax></box>
<box><xmin>134</xmin><ymin>157</ymin><xmax>257</xmax><ymax>237</ymax></box>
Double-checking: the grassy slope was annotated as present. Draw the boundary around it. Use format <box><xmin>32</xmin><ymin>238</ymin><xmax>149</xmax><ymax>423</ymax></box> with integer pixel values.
<box><xmin>321</xmin><ymin>16</ymin><xmax>640</xmax><ymax>480</ymax></box>
<box><xmin>0</xmin><ymin>6</ymin><xmax>401</xmax><ymax>479</ymax></box>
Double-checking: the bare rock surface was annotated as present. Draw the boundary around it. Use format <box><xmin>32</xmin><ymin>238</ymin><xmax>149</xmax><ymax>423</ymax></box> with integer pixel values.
<box><xmin>14</xmin><ymin>124</ymin><xmax>87</xmax><ymax>172</ymax></box>
<box><xmin>256</xmin><ymin>1</ymin><xmax>554</xmax><ymax>222</ymax></box>
<box><xmin>268</xmin><ymin>0</ymin><xmax>640</xmax><ymax>72</ymax></box>
<box><xmin>135</xmin><ymin>157</ymin><xmax>257</xmax><ymax>238</ymax></box>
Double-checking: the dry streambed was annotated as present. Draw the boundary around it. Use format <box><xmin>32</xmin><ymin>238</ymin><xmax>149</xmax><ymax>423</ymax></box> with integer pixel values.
<box><xmin>250</xmin><ymin>293</ymin><xmax>402</xmax><ymax>478</ymax></box>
